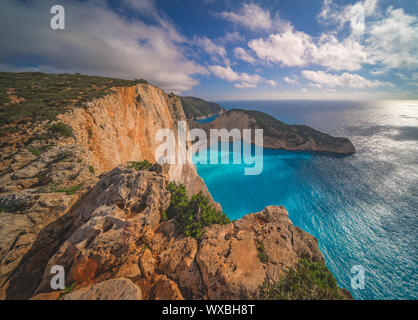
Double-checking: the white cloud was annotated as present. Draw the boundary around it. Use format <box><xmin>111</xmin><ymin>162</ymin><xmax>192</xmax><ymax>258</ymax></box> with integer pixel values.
<box><xmin>311</xmin><ymin>34</ymin><xmax>370</xmax><ymax>71</ymax></box>
<box><xmin>284</xmin><ymin>76</ymin><xmax>299</xmax><ymax>85</ymax></box>
<box><xmin>265</xmin><ymin>80</ymin><xmax>277</xmax><ymax>87</ymax></box>
<box><xmin>194</xmin><ymin>36</ymin><xmax>226</xmax><ymax>57</ymax></box>
<box><xmin>302</xmin><ymin>70</ymin><xmax>392</xmax><ymax>88</ymax></box>
<box><xmin>220</xmin><ymin>3</ymin><xmax>272</xmax><ymax>31</ymax></box>
<box><xmin>221</xmin><ymin>31</ymin><xmax>244</xmax><ymax>43</ymax></box>
<box><xmin>0</xmin><ymin>0</ymin><xmax>206</xmax><ymax>93</ymax></box>
<box><xmin>209</xmin><ymin>65</ymin><xmax>240</xmax><ymax>82</ymax></box>
<box><xmin>318</xmin><ymin>0</ymin><xmax>379</xmax><ymax>36</ymax></box>
<box><xmin>234</xmin><ymin>47</ymin><xmax>256</xmax><ymax>64</ymax></box>
<box><xmin>235</xmin><ymin>82</ymin><xmax>257</xmax><ymax>89</ymax></box>
<box><xmin>209</xmin><ymin>65</ymin><xmax>276</xmax><ymax>89</ymax></box>
<box><xmin>249</xmin><ymin>29</ymin><xmax>314</xmax><ymax>67</ymax></box>
<box><xmin>366</xmin><ymin>7</ymin><xmax>418</xmax><ymax>71</ymax></box>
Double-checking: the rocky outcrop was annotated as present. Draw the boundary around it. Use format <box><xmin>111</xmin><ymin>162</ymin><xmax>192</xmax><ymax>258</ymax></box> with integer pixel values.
<box><xmin>65</xmin><ymin>278</ymin><xmax>142</xmax><ymax>300</ymax></box>
<box><xmin>190</xmin><ymin>109</ymin><xmax>355</xmax><ymax>155</ymax></box>
<box><xmin>197</xmin><ymin>206</ymin><xmax>324</xmax><ymax>299</ymax></box>
<box><xmin>0</xmin><ymin>164</ymin><xmax>349</xmax><ymax>300</ymax></box>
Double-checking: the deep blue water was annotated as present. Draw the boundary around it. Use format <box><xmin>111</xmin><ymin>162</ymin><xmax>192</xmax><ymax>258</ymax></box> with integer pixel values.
<box><xmin>194</xmin><ymin>100</ymin><xmax>418</xmax><ymax>300</ymax></box>
<box><xmin>195</xmin><ymin>114</ymin><xmax>219</xmax><ymax>124</ymax></box>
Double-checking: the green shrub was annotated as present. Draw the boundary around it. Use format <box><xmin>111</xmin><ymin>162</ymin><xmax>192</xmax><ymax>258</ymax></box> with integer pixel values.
<box><xmin>48</xmin><ymin>122</ymin><xmax>73</xmax><ymax>138</ymax></box>
<box><xmin>257</xmin><ymin>242</ymin><xmax>269</xmax><ymax>264</ymax></box>
<box><xmin>29</xmin><ymin>147</ymin><xmax>41</xmax><ymax>157</ymax></box>
<box><xmin>51</xmin><ymin>184</ymin><xmax>82</xmax><ymax>195</ymax></box>
<box><xmin>259</xmin><ymin>258</ymin><xmax>342</xmax><ymax>300</ymax></box>
<box><xmin>128</xmin><ymin>160</ymin><xmax>152</xmax><ymax>171</ymax></box>
<box><xmin>88</xmin><ymin>165</ymin><xmax>95</xmax><ymax>174</ymax></box>
<box><xmin>136</xmin><ymin>95</ymin><xmax>142</xmax><ymax>104</ymax></box>
<box><xmin>166</xmin><ymin>182</ymin><xmax>230</xmax><ymax>239</ymax></box>
<box><xmin>58</xmin><ymin>282</ymin><xmax>76</xmax><ymax>300</ymax></box>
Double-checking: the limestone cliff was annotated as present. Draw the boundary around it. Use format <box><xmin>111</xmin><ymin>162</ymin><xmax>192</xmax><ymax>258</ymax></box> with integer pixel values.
<box><xmin>0</xmin><ymin>83</ymin><xmax>215</xmax><ymax>299</ymax></box>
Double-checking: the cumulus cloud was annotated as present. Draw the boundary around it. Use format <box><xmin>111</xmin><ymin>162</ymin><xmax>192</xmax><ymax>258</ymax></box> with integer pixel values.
<box><xmin>318</xmin><ymin>0</ymin><xmax>379</xmax><ymax>36</ymax></box>
<box><xmin>284</xmin><ymin>76</ymin><xmax>299</xmax><ymax>85</ymax></box>
<box><xmin>220</xmin><ymin>3</ymin><xmax>273</xmax><ymax>31</ymax></box>
<box><xmin>194</xmin><ymin>36</ymin><xmax>227</xmax><ymax>57</ymax></box>
<box><xmin>249</xmin><ymin>29</ymin><xmax>314</xmax><ymax>67</ymax></box>
<box><xmin>265</xmin><ymin>80</ymin><xmax>277</xmax><ymax>87</ymax></box>
<box><xmin>302</xmin><ymin>70</ymin><xmax>392</xmax><ymax>88</ymax></box>
<box><xmin>209</xmin><ymin>65</ymin><xmax>275</xmax><ymax>89</ymax></box>
<box><xmin>0</xmin><ymin>0</ymin><xmax>206</xmax><ymax>93</ymax></box>
<box><xmin>234</xmin><ymin>47</ymin><xmax>256</xmax><ymax>64</ymax></box>
<box><xmin>366</xmin><ymin>7</ymin><xmax>418</xmax><ymax>71</ymax></box>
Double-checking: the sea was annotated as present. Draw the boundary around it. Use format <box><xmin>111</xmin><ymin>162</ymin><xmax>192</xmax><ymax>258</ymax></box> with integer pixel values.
<box><xmin>193</xmin><ymin>100</ymin><xmax>418</xmax><ymax>300</ymax></box>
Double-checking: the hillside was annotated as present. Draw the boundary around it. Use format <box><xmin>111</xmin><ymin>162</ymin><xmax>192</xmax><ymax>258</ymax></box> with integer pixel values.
<box><xmin>0</xmin><ymin>72</ymin><xmax>148</xmax><ymax>132</ymax></box>
<box><xmin>191</xmin><ymin>109</ymin><xmax>355</xmax><ymax>155</ymax></box>
<box><xmin>179</xmin><ymin>96</ymin><xmax>224</xmax><ymax>119</ymax></box>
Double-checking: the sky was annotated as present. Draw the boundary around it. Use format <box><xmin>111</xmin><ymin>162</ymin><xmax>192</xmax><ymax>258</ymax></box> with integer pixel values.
<box><xmin>0</xmin><ymin>0</ymin><xmax>417</xmax><ymax>100</ymax></box>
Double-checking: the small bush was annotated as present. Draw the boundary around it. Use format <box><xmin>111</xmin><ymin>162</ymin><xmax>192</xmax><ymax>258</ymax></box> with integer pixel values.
<box><xmin>88</xmin><ymin>165</ymin><xmax>95</xmax><ymax>174</ymax></box>
<box><xmin>259</xmin><ymin>258</ymin><xmax>342</xmax><ymax>300</ymax></box>
<box><xmin>48</xmin><ymin>122</ymin><xmax>73</xmax><ymax>138</ymax></box>
<box><xmin>128</xmin><ymin>160</ymin><xmax>152</xmax><ymax>171</ymax></box>
<box><xmin>166</xmin><ymin>182</ymin><xmax>230</xmax><ymax>239</ymax></box>
<box><xmin>29</xmin><ymin>147</ymin><xmax>41</xmax><ymax>157</ymax></box>
<box><xmin>257</xmin><ymin>242</ymin><xmax>269</xmax><ymax>264</ymax></box>
<box><xmin>136</xmin><ymin>95</ymin><xmax>142</xmax><ymax>104</ymax></box>
<box><xmin>51</xmin><ymin>184</ymin><xmax>82</xmax><ymax>195</ymax></box>
<box><xmin>58</xmin><ymin>282</ymin><xmax>76</xmax><ymax>300</ymax></box>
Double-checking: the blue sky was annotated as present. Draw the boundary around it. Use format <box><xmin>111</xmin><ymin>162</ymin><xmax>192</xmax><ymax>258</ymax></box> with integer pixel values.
<box><xmin>0</xmin><ymin>0</ymin><xmax>417</xmax><ymax>100</ymax></box>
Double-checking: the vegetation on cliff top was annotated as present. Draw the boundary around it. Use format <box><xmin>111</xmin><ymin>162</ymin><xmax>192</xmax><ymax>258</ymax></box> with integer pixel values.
<box><xmin>0</xmin><ymin>72</ymin><xmax>148</xmax><ymax>128</ymax></box>
<box><xmin>165</xmin><ymin>182</ymin><xmax>230</xmax><ymax>239</ymax></box>
<box><xmin>179</xmin><ymin>96</ymin><xmax>224</xmax><ymax>119</ymax></box>
<box><xmin>128</xmin><ymin>160</ymin><xmax>153</xmax><ymax>171</ymax></box>
<box><xmin>259</xmin><ymin>258</ymin><xmax>343</xmax><ymax>300</ymax></box>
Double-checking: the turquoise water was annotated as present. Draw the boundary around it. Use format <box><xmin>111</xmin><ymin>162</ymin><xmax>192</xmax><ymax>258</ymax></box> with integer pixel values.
<box><xmin>194</xmin><ymin>100</ymin><xmax>418</xmax><ymax>300</ymax></box>
<box><xmin>195</xmin><ymin>114</ymin><xmax>219</xmax><ymax>124</ymax></box>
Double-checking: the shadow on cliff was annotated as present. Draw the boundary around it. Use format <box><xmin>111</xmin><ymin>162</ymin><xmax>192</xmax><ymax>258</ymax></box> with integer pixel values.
<box><xmin>4</xmin><ymin>194</ymin><xmax>88</xmax><ymax>300</ymax></box>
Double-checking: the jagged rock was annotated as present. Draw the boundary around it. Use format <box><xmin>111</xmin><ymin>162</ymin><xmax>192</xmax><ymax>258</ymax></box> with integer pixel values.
<box><xmin>34</xmin><ymin>167</ymin><xmax>170</xmax><ymax>295</ymax></box>
<box><xmin>196</xmin><ymin>206</ymin><xmax>325</xmax><ymax>299</ymax></box>
<box><xmin>158</xmin><ymin>237</ymin><xmax>203</xmax><ymax>299</ymax></box>
<box><xmin>152</xmin><ymin>275</ymin><xmax>183</xmax><ymax>300</ymax></box>
<box><xmin>65</xmin><ymin>278</ymin><xmax>142</xmax><ymax>300</ymax></box>
<box><xmin>140</xmin><ymin>249</ymin><xmax>155</xmax><ymax>277</ymax></box>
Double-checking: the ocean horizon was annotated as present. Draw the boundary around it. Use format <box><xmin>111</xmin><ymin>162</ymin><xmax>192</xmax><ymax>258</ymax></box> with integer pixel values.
<box><xmin>194</xmin><ymin>99</ymin><xmax>418</xmax><ymax>300</ymax></box>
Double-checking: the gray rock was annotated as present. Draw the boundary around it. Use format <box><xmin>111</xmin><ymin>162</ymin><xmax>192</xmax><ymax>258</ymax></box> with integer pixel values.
<box><xmin>65</xmin><ymin>278</ymin><xmax>142</xmax><ymax>300</ymax></box>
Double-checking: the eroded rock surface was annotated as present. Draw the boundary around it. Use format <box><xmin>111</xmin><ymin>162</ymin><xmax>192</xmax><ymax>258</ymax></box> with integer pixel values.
<box><xmin>65</xmin><ymin>278</ymin><xmax>142</xmax><ymax>300</ymax></box>
<box><xmin>0</xmin><ymin>164</ymin><xmax>349</xmax><ymax>300</ymax></box>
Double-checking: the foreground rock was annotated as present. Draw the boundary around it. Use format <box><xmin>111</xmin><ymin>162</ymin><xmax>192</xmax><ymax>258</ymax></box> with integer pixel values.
<box><xmin>0</xmin><ymin>164</ymin><xmax>351</xmax><ymax>300</ymax></box>
<box><xmin>65</xmin><ymin>278</ymin><xmax>142</xmax><ymax>300</ymax></box>
<box><xmin>197</xmin><ymin>206</ymin><xmax>324</xmax><ymax>299</ymax></box>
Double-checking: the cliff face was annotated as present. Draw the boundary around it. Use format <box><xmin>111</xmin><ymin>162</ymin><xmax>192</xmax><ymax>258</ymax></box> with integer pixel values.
<box><xmin>59</xmin><ymin>84</ymin><xmax>213</xmax><ymax>199</ymax></box>
<box><xmin>191</xmin><ymin>109</ymin><xmax>355</xmax><ymax>155</ymax></box>
<box><xmin>0</xmin><ymin>83</ymin><xmax>215</xmax><ymax>299</ymax></box>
